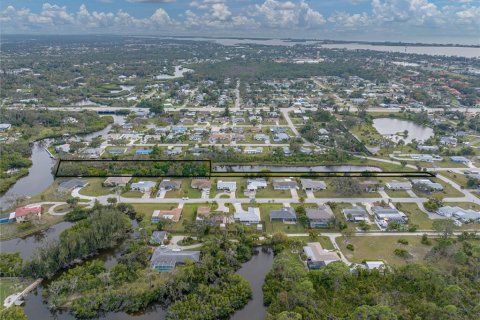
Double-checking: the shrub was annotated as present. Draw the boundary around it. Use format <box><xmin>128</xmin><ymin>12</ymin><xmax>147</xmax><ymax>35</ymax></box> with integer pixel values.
<box><xmin>346</xmin><ymin>244</ymin><xmax>355</xmax><ymax>251</ymax></box>
<box><xmin>397</xmin><ymin>239</ymin><xmax>409</xmax><ymax>245</ymax></box>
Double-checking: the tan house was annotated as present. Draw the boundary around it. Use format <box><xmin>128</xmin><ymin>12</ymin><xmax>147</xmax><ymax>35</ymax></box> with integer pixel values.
<box><xmin>15</xmin><ymin>206</ymin><xmax>42</xmax><ymax>223</ymax></box>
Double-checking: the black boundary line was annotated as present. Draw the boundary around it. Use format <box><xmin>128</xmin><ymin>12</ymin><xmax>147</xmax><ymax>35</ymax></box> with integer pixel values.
<box><xmin>55</xmin><ymin>159</ymin><xmax>435</xmax><ymax>178</ymax></box>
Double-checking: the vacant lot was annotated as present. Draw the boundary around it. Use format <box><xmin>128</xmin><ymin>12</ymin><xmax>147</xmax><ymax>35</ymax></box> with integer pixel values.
<box><xmin>336</xmin><ymin>235</ymin><xmax>433</xmax><ymax>266</ymax></box>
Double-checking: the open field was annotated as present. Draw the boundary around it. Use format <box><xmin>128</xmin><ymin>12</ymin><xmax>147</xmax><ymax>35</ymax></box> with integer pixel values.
<box><xmin>336</xmin><ymin>235</ymin><xmax>434</xmax><ymax>266</ymax></box>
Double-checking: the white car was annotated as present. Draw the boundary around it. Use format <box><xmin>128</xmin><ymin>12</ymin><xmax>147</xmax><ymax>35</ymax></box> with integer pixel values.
<box><xmin>182</xmin><ymin>197</ymin><xmax>189</xmax><ymax>200</ymax></box>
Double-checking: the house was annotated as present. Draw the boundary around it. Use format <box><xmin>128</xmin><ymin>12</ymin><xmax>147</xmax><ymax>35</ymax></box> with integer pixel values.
<box><xmin>151</xmin><ymin>247</ymin><xmax>200</xmax><ymax>272</ymax></box>
<box><xmin>269</xmin><ymin>207</ymin><xmax>297</xmax><ymax>222</ymax></box>
<box><xmin>372</xmin><ymin>206</ymin><xmax>407</xmax><ymax>228</ymax></box>
<box><xmin>136</xmin><ymin>148</ymin><xmax>153</xmax><ymax>155</ymax></box>
<box><xmin>273</xmin><ymin>133</ymin><xmax>289</xmax><ymax>142</ymax></box>
<box><xmin>417</xmin><ymin>145</ymin><xmax>439</xmax><ymax>152</ymax></box>
<box><xmin>247</xmin><ymin>178</ymin><xmax>267</xmax><ymax>191</ymax></box>
<box><xmin>343</xmin><ymin>207</ymin><xmax>369</xmax><ymax>222</ymax></box>
<box><xmin>81</xmin><ymin>147</ymin><xmax>103</xmax><ymax>159</ymax></box>
<box><xmin>364</xmin><ymin>261</ymin><xmax>386</xmax><ymax>271</ymax></box>
<box><xmin>55</xmin><ymin>143</ymin><xmax>71</xmax><ymax>153</ymax></box>
<box><xmin>191</xmin><ymin>178</ymin><xmax>212</xmax><ymax>191</ymax></box>
<box><xmin>244</xmin><ymin>147</ymin><xmax>263</xmax><ymax>154</ymax></box>
<box><xmin>15</xmin><ymin>206</ymin><xmax>42</xmax><ymax>223</ymax></box>
<box><xmin>450</xmin><ymin>156</ymin><xmax>470</xmax><ymax>164</ymax></box>
<box><xmin>217</xmin><ymin>180</ymin><xmax>236</xmax><ymax>191</ymax></box>
<box><xmin>196</xmin><ymin>206</ymin><xmax>211</xmax><ymax>221</ymax></box>
<box><xmin>306</xmin><ymin>205</ymin><xmax>334</xmax><ymax>228</ymax></box>
<box><xmin>234</xmin><ymin>207</ymin><xmax>261</xmax><ymax>224</ymax></box>
<box><xmin>300</xmin><ymin>179</ymin><xmax>326</xmax><ymax>191</ymax></box>
<box><xmin>131</xmin><ymin>181</ymin><xmax>156</xmax><ymax>192</ymax></box>
<box><xmin>437</xmin><ymin>206</ymin><xmax>480</xmax><ymax>223</ymax></box>
<box><xmin>411</xmin><ymin>179</ymin><xmax>443</xmax><ymax>192</ymax></box>
<box><xmin>272</xmin><ymin>179</ymin><xmax>298</xmax><ymax>190</ymax></box>
<box><xmin>58</xmin><ymin>178</ymin><xmax>87</xmax><ymax>192</ymax></box>
<box><xmin>166</xmin><ymin>146</ymin><xmax>183</xmax><ymax>156</ymax></box>
<box><xmin>303</xmin><ymin>242</ymin><xmax>341</xmax><ymax>269</ymax></box>
<box><xmin>103</xmin><ymin>177</ymin><xmax>132</xmax><ymax>187</ymax></box>
<box><xmin>159</xmin><ymin>179</ymin><xmax>181</xmax><ymax>191</ymax></box>
<box><xmin>151</xmin><ymin>208</ymin><xmax>183</xmax><ymax>223</ymax></box>
<box><xmin>150</xmin><ymin>231</ymin><xmax>167</xmax><ymax>245</ymax></box>
<box><xmin>109</xmin><ymin>147</ymin><xmax>127</xmax><ymax>155</ymax></box>
<box><xmin>359</xmin><ymin>180</ymin><xmax>380</xmax><ymax>192</ymax></box>
<box><xmin>385</xmin><ymin>181</ymin><xmax>412</xmax><ymax>191</ymax></box>
<box><xmin>254</xmin><ymin>134</ymin><xmax>269</xmax><ymax>141</ymax></box>
<box><xmin>0</xmin><ymin>123</ymin><xmax>12</xmax><ymax>131</ymax></box>
<box><xmin>440</xmin><ymin>136</ymin><xmax>458</xmax><ymax>146</ymax></box>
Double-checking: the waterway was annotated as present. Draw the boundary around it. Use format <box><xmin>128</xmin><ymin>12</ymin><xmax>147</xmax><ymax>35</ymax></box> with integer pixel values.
<box><xmin>214</xmin><ymin>164</ymin><xmax>381</xmax><ymax>172</ymax></box>
<box><xmin>372</xmin><ymin>118</ymin><xmax>434</xmax><ymax>144</ymax></box>
<box><xmin>321</xmin><ymin>43</ymin><xmax>480</xmax><ymax>58</ymax></box>
<box><xmin>0</xmin><ymin>115</ymin><xmax>125</xmax><ymax>210</ymax></box>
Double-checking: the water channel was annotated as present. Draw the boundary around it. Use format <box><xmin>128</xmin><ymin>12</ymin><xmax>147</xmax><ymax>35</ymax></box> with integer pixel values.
<box><xmin>214</xmin><ymin>164</ymin><xmax>381</xmax><ymax>173</ymax></box>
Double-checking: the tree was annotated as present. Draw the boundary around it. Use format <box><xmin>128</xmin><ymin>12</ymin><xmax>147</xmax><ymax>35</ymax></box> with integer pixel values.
<box><xmin>66</xmin><ymin>197</ymin><xmax>79</xmax><ymax>208</ymax></box>
<box><xmin>107</xmin><ymin>197</ymin><xmax>118</xmax><ymax>206</ymax></box>
<box><xmin>1</xmin><ymin>306</ymin><xmax>28</xmax><ymax>320</ymax></box>
<box><xmin>433</xmin><ymin>219</ymin><xmax>456</xmax><ymax>239</ymax></box>
<box><xmin>331</xmin><ymin>178</ymin><xmax>361</xmax><ymax>196</ymax></box>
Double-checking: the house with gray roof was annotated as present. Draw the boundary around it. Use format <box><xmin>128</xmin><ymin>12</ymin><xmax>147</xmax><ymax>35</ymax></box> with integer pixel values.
<box><xmin>159</xmin><ymin>179</ymin><xmax>182</xmax><ymax>191</ymax></box>
<box><xmin>272</xmin><ymin>179</ymin><xmax>298</xmax><ymax>190</ymax></box>
<box><xmin>300</xmin><ymin>179</ymin><xmax>326</xmax><ymax>191</ymax></box>
<box><xmin>411</xmin><ymin>179</ymin><xmax>443</xmax><ymax>192</ymax></box>
<box><xmin>270</xmin><ymin>207</ymin><xmax>297</xmax><ymax>222</ymax></box>
<box><xmin>58</xmin><ymin>179</ymin><xmax>87</xmax><ymax>192</ymax></box>
<box><xmin>306</xmin><ymin>205</ymin><xmax>334</xmax><ymax>228</ymax></box>
<box><xmin>342</xmin><ymin>207</ymin><xmax>369</xmax><ymax>222</ymax></box>
<box><xmin>151</xmin><ymin>247</ymin><xmax>200</xmax><ymax>272</ymax></box>
<box><xmin>437</xmin><ymin>206</ymin><xmax>480</xmax><ymax>223</ymax></box>
<box><xmin>150</xmin><ymin>231</ymin><xmax>167</xmax><ymax>245</ymax></box>
<box><xmin>385</xmin><ymin>181</ymin><xmax>412</xmax><ymax>191</ymax></box>
<box><xmin>130</xmin><ymin>181</ymin><xmax>157</xmax><ymax>192</ymax></box>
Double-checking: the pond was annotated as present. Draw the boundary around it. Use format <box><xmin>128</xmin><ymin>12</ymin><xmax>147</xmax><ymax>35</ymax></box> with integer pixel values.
<box><xmin>155</xmin><ymin>66</ymin><xmax>194</xmax><ymax>80</ymax></box>
<box><xmin>372</xmin><ymin>118</ymin><xmax>434</xmax><ymax>144</ymax></box>
<box><xmin>214</xmin><ymin>164</ymin><xmax>381</xmax><ymax>173</ymax></box>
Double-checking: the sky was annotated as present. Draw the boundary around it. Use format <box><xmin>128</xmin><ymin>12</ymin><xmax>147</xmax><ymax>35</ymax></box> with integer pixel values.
<box><xmin>0</xmin><ymin>0</ymin><xmax>479</xmax><ymax>44</ymax></box>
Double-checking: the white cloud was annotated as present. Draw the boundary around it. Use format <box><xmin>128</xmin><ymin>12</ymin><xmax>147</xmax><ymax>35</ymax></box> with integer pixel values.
<box><xmin>253</xmin><ymin>0</ymin><xmax>325</xmax><ymax>28</ymax></box>
<box><xmin>371</xmin><ymin>0</ymin><xmax>442</xmax><ymax>25</ymax></box>
<box><xmin>328</xmin><ymin>11</ymin><xmax>371</xmax><ymax>29</ymax></box>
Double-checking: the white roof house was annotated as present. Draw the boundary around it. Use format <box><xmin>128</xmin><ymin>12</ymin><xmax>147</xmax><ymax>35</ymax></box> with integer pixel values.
<box><xmin>437</xmin><ymin>206</ymin><xmax>480</xmax><ymax>222</ymax></box>
<box><xmin>234</xmin><ymin>207</ymin><xmax>261</xmax><ymax>224</ymax></box>
<box><xmin>217</xmin><ymin>180</ymin><xmax>237</xmax><ymax>191</ymax></box>
<box><xmin>364</xmin><ymin>261</ymin><xmax>386</xmax><ymax>271</ymax></box>
<box><xmin>247</xmin><ymin>178</ymin><xmax>267</xmax><ymax>191</ymax></box>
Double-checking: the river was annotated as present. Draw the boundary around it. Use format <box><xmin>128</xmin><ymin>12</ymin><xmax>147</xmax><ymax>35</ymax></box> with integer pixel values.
<box><xmin>372</xmin><ymin>118</ymin><xmax>434</xmax><ymax>144</ymax></box>
<box><xmin>2</xmin><ymin>220</ymin><xmax>273</xmax><ymax>320</ymax></box>
<box><xmin>0</xmin><ymin>115</ymin><xmax>125</xmax><ymax>210</ymax></box>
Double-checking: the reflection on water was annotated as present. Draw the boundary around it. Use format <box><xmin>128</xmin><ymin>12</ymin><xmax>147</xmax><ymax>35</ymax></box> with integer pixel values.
<box><xmin>372</xmin><ymin>118</ymin><xmax>434</xmax><ymax>144</ymax></box>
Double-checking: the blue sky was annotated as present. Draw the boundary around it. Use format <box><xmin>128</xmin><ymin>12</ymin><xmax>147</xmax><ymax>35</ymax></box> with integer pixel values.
<box><xmin>1</xmin><ymin>1</ymin><xmax>479</xmax><ymax>44</ymax></box>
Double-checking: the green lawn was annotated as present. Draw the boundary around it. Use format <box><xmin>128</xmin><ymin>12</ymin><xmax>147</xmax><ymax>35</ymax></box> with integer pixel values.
<box><xmin>131</xmin><ymin>203</ymin><xmax>178</xmax><ymax>220</ymax></box>
<box><xmin>0</xmin><ymin>278</ymin><xmax>28</xmax><ymax>311</ymax></box>
<box><xmin>397</xmin><ymin>203</ymin><xmax>433</xmax><ymax>230</ymax></box>
<box><xmin>242</xmin><ymin>203</ymin><xmax>307</xmax><ymax>234</ymax></box>
<box><xmin>384</xmin><ymin>189</ymin><xmax>411</xmax><ymax>198</ymax></box>
<box><xmin>336</xmin><ymin>235</ymin><xmax>434</xmax><ymax>266</ymax></box>
<box><xmin>412</xmin><ymin>177</ymin><xmax>464</xmax><ymax>198</ymax></box>
<box><xmin>79</xmin><ymin>178</ymin><xmax>115</xmax><ymax>196</ymax></box>
<box><xmin>438</xmin><ymin>172</ymin><xmax>469</xmax><ymax>188</ymax></box>
<box><xmin>164</xmin><ymin>180</ymin><xmax>202</xmax><ymax>199</ymax></box>
<box><xmin>255</xmin><ymin>185</ymin><xmax>292</xmax><ymax>198</ymax></box>
<box><xmin>121</xmin><ymin>190</ymin><xmax>144</xmax><ymax>198</ymax></box>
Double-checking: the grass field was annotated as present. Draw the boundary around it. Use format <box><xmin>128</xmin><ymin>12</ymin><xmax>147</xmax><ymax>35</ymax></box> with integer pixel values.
<box><xmin>79</xmin><ymin>178</ymin><xmax>115</xmax><ymax>196</ymax></box>
<box><xmin>397</xmin><ymin>203</ymin><xmax>433</xmax><ymax>230</ymax></box>
<box><xmin>384</xmin><ymin>189</ymin><xmax>411</xmax><ymax>198</ymax></box>
<box><xmin>121</xmin><ymin>190</ymin><xmax>144</xmax><ymax>198</ymax></box>
<box><xmin>0</xmin><ymin>278</ymin><xmax>28</xmax><ymax>311</ymax></box>
<box><xmin>336</xmin><ymin>235</ymin><xmax>434</xmax><ymax>266</ymax></box>
<box><xmin>255</xmin><ymin>185</ymin><xmax>292</xmax><ymax>198</ymax></box>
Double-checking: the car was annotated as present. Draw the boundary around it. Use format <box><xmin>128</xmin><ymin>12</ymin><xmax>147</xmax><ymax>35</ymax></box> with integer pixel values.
<box><xmin>182</xmin><ymin>197</ymin><xmax>189</xmax><ymax>200</ymax></box>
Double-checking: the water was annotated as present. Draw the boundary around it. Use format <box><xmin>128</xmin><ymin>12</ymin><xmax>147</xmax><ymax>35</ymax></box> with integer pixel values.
<box><xmin>321</xmin><ymin>43</ymin><xmax>480</xmax><ymax>58</ymax></box>
<box><xmin>0</xmin><ymin>115</ymin><xmax>124</xmax><ymax>210</ymax></box>
<box><xmin>0</xmin><ymin>141</ymin><xmax>55</xmax><ymax>209</ymax></box>
<box><xmin>214</xmin><ymin>164</ymin><xmax>381</xmax><ymax>173</ymax></box>
<box><xmin>155</xmin><ymin>66</ymin><xmax>194</xmax><ymax>80</ymax></box>
<box><xmin>168</xmin><ymin>37</ymin><xmax>319</xmax><ymax>47</ymax></box>
<box><xmin>372</xmin><ymin>118</ymin><xmax>434</xmax><ymax>144</ymax></box>
<box><xmin>231</xmin><ymin>247</ymin><xmax>273</xmax><ymax>320</ymax></box>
